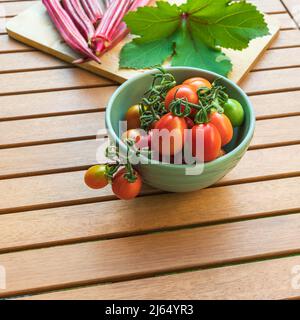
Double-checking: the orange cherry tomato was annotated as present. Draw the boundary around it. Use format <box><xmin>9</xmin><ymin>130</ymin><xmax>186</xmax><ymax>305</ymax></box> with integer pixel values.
<box><xmin>183</xmin><ymin>77</ymin><xmax>212</xmax><ymax>92</ymax></box>
<box><xmin>84</xmin><ymin>165</ymin><xmax>108</xmax><ymax>190</ymax></box>
<box><xmin>192</xmin><ymin>123</ymin><xmax>222</xmax><ymax>163</ymax></box>
<box><xmin>209</xmin><ymin>111</ymin><xmax>233</xmax><ymax>146</ymax></box>
<box><xmin>152</xmin><ymin>113</ymin><xmax>187</xmax><ymax>157</ymax></box>
<box><xmin>125</xmin><ymin>104</ymin><xmax>141</xmax><ymax>130</ymax></box>
<box><xmin>112</xmin><ymin>168</ymin><xmax>142</xmax><ymax>200</ymax></box>
<box><xmin>165</xmin><ymin>85</ymin><xmax>199</xmax><ymax>116</ymax></box>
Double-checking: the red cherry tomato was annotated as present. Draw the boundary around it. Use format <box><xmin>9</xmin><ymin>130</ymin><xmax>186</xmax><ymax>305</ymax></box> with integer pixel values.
<box><xmin>112</xmin><ymin>168</ymin><xmax>142</xmax><ymax>200</ymax></box>
<box><xmin>152</xmin><ymin>113</ymin><xmax>187</xmax><ymax>156</ymax></box>
<box><xmin>165</xmin><ymin>85</ymin><xmax>199</xmax><ymax>116</ymax></box>
<box><xmin>84</xmin><ymin>165</ymin><xmax>108</xmax><ymax>189</ymax></box>
<box><xmin>209</xmin><ymin>111</ymin><xmax>233</xmax><ymax>146</ymax></box>
<box><xmin>125</xmin><ymin>104</ymin><xmax>141</xmax><ymax>130</ymax></box>
<box><xmin>192</xmin><ymin>123</ymin><xmax>222</xmax><ymax>163</ymax></box>
<box><xmin>183</xmin><ymin>77</ymin><xmax>212</xmax><ymax>92</ymax></box>
<box><xmin>121</xmin><ymin>129</ymin><xmax>148</xmax><ymax>149</ymax></box>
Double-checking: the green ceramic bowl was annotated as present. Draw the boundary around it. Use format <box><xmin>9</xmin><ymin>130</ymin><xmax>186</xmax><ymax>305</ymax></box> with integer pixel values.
<box><xmin>106</xmin><ymin>67</ymin><xmax>255</xmax><ymax>192</ymax></box>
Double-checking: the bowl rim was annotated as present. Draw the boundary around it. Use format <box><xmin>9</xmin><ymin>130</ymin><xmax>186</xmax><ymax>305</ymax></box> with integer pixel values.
<box><xmin>106</xmin><ymin>67</ymin><xmax>256</xmax><ymax>170</ymax></box>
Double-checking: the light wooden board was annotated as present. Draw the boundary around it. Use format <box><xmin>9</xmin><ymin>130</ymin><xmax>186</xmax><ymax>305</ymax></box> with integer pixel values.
<box><xmin>6</xmin><ymin>1</ymin><xmax>280</xmax><ymax>84</ymax></box>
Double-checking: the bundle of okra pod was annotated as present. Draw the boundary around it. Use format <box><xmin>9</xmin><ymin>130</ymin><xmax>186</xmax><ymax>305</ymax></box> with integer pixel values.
<box><xmin>43</xmin><ymin>0</ymin><xmax>151</xmax><ymax>63</ymax></box>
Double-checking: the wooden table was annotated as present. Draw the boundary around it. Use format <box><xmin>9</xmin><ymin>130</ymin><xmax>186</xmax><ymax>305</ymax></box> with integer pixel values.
<box><xmin>0</xmin><ymin>0</ymin><xmax>300</xmax><ymax>300</ymax></box>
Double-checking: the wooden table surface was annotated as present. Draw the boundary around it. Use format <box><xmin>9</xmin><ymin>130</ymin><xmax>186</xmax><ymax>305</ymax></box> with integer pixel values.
<box><xmin>0</xmin><ymin>0</ymin><xmax>300</xmax><ymax>300</ymax></box>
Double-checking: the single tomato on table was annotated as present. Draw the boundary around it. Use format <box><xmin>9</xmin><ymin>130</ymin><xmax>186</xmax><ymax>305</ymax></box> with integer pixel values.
<box><xmin>151</xmin><ymin>113</ymin><xmax>187</xmax><ymax>157</ymax></box>
<box><xmin>209</xmin><ymin>111</ymin><xmax>233</xmax><ymax>146</ymax></box>
<box><xmin>192</xmin><ymin>123</ymin><xmax>222</xmax><ymax>163</ymax></box>
<box><xmin>84</xmin><ymin>165</ymin><xmax>108</xmax><ymax>190</ymax></box>
<box><xmin>165</xmin><ymin>85</ymin><xmax>199</xmax><ymax>116</ymax></box>
<box><xmin>112</xmin><ymin>168</ymin><xmax>142</xmax><ymax>200</ymax></box>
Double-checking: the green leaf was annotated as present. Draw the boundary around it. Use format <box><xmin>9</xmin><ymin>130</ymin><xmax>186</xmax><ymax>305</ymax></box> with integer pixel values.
<box><xmin>119</xmin><ymin>38</ymin><xmax>174</xmax><ymax>69</ymax></box>
<box><xmin>124</xmin><ymin>1</ymin><xmax>181</xmax><ymax>43</ymax></box>
<box><xmin>171</xmin><ymin>21</ymin><xmax>232</xmax><ymax>77</ymax></box>
<box><xmin>120</xmin><ymin>0</ymin><xmax>269</xmax><ymax>73</ymax></box>
<box><xmin>188</xmin><ymin>1</ymin><xmax>269</xmax><ymax>50</ymax></box>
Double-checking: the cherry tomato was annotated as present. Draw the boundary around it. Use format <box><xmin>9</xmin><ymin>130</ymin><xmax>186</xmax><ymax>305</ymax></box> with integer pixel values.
<box><xmin>125</xmin><ymin>104</ymin><xmax>141</xmax><ymax>130</ymax></box>
<box><xmin>192</xmin><ymin>123</ymin><xmax>221</xmax><ymax>162</ymax></box>
<box><xmin>152</xmin><ymin>113</ymin><xmax>187</xmax><ymax>156</ymax></box>
<box><xmin>185</xmin><ymin>117</ymin><xmax>195</xmax><ymax>129</ymax></box>
<box><xmin>223</xmin><ymin>99</ymin><xmax>245</xmax><ymax>127</ymax></box>
<box><xmin>112</xmin><ymin>168</ymin><xmax>142</xmax><ymax>200</ymax></box>
<box><xmin>84</xmin><ymin>165</ymin><xmax>108</xmax><ymax>189</ymax></box>
<box><xmin>183</xmin><ymin>77</ymin><xmax>212</xmax><ymax>92</ymax></box>
<box><xmin>209</xmin><ymin>111</ymin><xmax>233</xmax><ymax>146</ymax></box>
<box><xmin>165</xmin><ymin>85</ymin><xmax>199</xmax><ymax>116</ymax></box>
<box><xmin>121</xmin><ymin>129</ymin><xmax>149</xmax><ymax>149</ymax></box>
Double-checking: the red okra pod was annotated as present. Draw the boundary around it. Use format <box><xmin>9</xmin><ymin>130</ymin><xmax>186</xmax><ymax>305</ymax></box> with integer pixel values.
<box><xmin>80</xmin><ymin>0</ymin><xmax>103</xmax><ymax>26</ymax></box>
<box><xmin>62</xmin><ymin>0</ymin><xmax>94</xmax><ymax>42</ymax></box>
<box><xmin>94</xmin><ymin>0</ymin><xmax>131</xmax><ymax>55</ymax></box>
<box><xmin>43</xmin><ymin>0</ymin><xmax>101</xmax><ymax>63</ymax></box>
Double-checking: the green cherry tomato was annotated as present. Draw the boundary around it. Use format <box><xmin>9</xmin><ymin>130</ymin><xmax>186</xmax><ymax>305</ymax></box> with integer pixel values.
<box><xmin>223</xmin><ymin>99</ymin><xmax>245</xmax><ymax>127</ymax></box>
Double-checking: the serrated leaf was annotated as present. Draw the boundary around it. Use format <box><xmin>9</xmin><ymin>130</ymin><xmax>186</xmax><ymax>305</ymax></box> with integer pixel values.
<box><xmin>180</xmin><ymin>0</ymin><xmax>230</xmax><ymax>15</ymax></box>
<box><xmin>172</xmin><ymin>22</ymin><xmax>232</xmax><ymax>77</ymax></box>
<box><xmin>119</xmin><ymin>38</ymin><xmax>174</xmax><ymax>69</ymax></box>
<box><xmin>124</xmin><ymin>1</ymin><xmax>181</xmax><ymax>43</ymax></box>
<box><xmin>189</xmin><ymin>1</ymin><xmax>269</xmax><ymax>50</ymax></box>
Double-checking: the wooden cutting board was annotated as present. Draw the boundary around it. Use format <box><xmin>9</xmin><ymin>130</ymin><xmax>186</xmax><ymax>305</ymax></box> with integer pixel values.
<box><xmin>6</xmin><ymin>1</ymin><xmax>280</xmax><ymax>84</ymax></box>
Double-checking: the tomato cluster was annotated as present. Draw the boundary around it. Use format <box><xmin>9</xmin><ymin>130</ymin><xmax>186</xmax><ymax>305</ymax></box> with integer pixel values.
<box><xmin>84</xmin><ymin>164</ymin><xmax>142</xmax><ymax>200</ymax></box>
<box><xmin>84</xmin><ymin>70</ymin><xmax>245</xmax><ymax>201</ymax></box>
<box><xmin>124</xmin><ymin>76</ymin><xmax>244</xmax><ymax>164</ymax></box>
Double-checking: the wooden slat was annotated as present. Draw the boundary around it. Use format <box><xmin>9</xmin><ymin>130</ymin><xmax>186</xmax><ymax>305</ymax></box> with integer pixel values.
<box><xmin>0</xmin><ymin>142</ymin><xmax>299</xmax><ymax>213</ymax></box>
<box><xmin>1</xmin><ymin>111</ymin><xmax>299</xmax><ymax>149</ymax></box>
<box><xmin>0</xmin><ymin>35</ymin><xmax>32</xmax><ymax>53</ymax></box>
<box><xmin>252</xmin><ymin>116</ymin><xmax>300</xmax><ymax>148</ymax></box>
<box><xmin>23</xmin><ymin>255</ymin><xmax>300</xmax><ymax>300</ymax></box>
<box><xmin>271</xmin><ymin>30</ymin><xmax>300</xmax><ymax>48</ymax></box>
<box><xmin>282</xmin><ymin>0</ymin><xmax>300</xmax><ymax>27</ymax></box>
<box><xmin>0</xmin><ymin>175</ymin><xmax>299</xmax><ymax>253</ymax></box>
<box><xmin>1</xmin><ymin>212</ymin><xmax>300</xmax><ymax>297</ymax></box>
<box><xmin>0</xmin><ymin>51</ymin><xmax>68</xmax><ymax>73</ymax></box>
<box><xmin>242</xmin><ymin>67</ymin><xmax>300</xmax><ymax>94</ymax></box>
<box><xmin>0</xmin><ymin>112</ymin><xmax>105</xmax><ymax>148</ymax></box>
<box><xmin>275</xmin><ymin>13</ymin><xmax>298</xmax><ymax>29</ymax></box>
<box><xmin>253</xmin><ymin>47</ymin><xmax>300</xmax><ymax>70</ymax></box>
<box><xmin>0</xmin><ymin>1</ymin><xmax>37</xmax><ymax>17</ymax></box>
<box><xmin>1</xmin><ymin>135</ymin><xmax>300</xmax><ymax>182</ymax></box>
<box><xmin>0</xmin><ymin>68</ymin><xmax>114</xmax><ymax>96</ymax></box>
<box><xmin>0</xmin><ymin>87</ymin><xmax>117</xmax><ymax>120</ymax></box>
<box><xmin>1</xmin><ymin>86</ymin><xmax>299</xmax><ymax>121</ymax></box>
<box><xmin>250</xmin><ymin>91</ymin><xmax>300</xmax><ymax>119</ymax></box>
<box><xmin>0</xmin><ymin>17</ymin><xmax>7</xmax><ymax>34</ymax></box>
<box><xmin>0</xmin><ymin>67</ymin><xmax>298</xmax><ymax>97</ymax></box>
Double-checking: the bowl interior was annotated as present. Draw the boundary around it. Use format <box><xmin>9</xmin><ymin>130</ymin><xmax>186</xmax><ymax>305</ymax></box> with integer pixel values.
<box><xmin>107</xmin><ymin>67</ymin><xmax>254</xmax><ymax>167</ymax></box>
